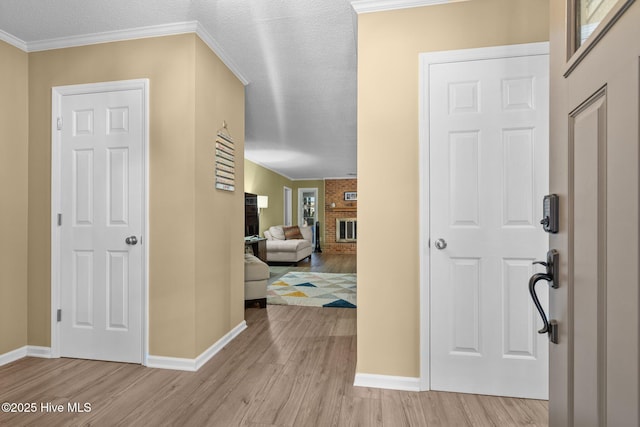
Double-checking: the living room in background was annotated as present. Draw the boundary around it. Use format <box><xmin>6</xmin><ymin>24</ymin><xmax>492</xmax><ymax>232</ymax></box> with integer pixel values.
<box><xmin>244</xmin><ymin>159</ymin><xmax>295</xmax><ymax>237</ymax></box>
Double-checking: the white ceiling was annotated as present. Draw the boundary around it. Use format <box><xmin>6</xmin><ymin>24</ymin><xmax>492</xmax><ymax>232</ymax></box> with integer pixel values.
<box><xmin>0</xmin><ymin>0</ymin><xmax>461</xmax><ymax>179</ymax></box>
<box><xmin>0</xmin><ymin>0</ymin><xmax>359</xmax><ymax>180</ymax></box>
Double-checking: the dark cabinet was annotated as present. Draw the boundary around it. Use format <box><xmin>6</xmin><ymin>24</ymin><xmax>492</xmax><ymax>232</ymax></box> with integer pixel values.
<box><xmin>245</xmin><ymin>192</ymin><xmax>259</xmax><ymax>237</ymax></box>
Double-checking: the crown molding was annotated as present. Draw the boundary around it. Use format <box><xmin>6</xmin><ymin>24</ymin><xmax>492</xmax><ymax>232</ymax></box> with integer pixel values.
<box><xmin>245</xmin><ymin>157</ymin><xmax>296</xmax><ymax>181</ymax></box>
<box><xmin>0</xmin><ymin>28</ymin><xmax>28</xmax><ymax>51</ymax></box>
<box><xmin>351</xmin><ymin>0</ymin><xmax>468</xmax><ymax>14</ymax></box>
<box><xmin>195</xmin><ymin>22</ymin><xmax>249</xmax><ymax>86</ymax></box>
<box><xmin>27</xmin><ymin>21</ymin><xmax>198</xmax><ymax>52</ymax></box>
<box><xmin>0</xmin><ymin>22</ymin><xmax>249</xmax><ymax>85</ymax></box>
<box><xmin>323</xmin><ymin>176</ymin><xmax>358</xmax><ymax>180</ymax></box>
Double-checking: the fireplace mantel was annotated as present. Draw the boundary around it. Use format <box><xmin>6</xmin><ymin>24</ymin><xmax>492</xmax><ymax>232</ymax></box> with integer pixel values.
<box><xmin>326</xmin><ymin>207</ymin><xmax>357</xmax><ymax>212</ymax></box>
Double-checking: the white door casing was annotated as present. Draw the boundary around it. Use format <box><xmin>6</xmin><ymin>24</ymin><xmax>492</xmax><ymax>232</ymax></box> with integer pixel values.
<box><xmin>51</xmin><ymin>80</ymin><xmax>149</xmax><ymax>364</ymax></box>
<box><xmin>419</xmin><ymin>43</ymin><xmax>550</xmax><ymax>398</ymax></box>
<box><xmin>284</xmin><ymin>186</ymin><xmax>293</xmax><ymax>226</ymax></box>
<box><xmin>298</xmin><ymin>187</ymin><xmax>318</xmax><ymax>244</ymax></box>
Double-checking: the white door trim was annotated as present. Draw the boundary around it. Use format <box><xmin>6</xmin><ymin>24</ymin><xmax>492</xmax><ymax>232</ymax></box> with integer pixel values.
<box><xmin>51</xmin><ymin>79</ymin><xmax>150</xmax><ymax>365</ymax></box>
<box><xmin>297</xmin><ymin>187</ymin><xmax>318</xmax><ymax>225</ymax></box>
<box><xmin>284</xmin><ymin>186</ymin><xmax>293</xmax><ymax>226</ymax></box>
<box><xmin>418</xmin><ymin>42</ymin><xmax>549</xmax><ymax>391</ymax></box>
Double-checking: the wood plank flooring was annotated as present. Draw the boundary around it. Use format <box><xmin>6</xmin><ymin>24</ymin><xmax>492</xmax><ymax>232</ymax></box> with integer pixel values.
<box><xmin>0</xmin><ymin>254</ymin><xmax>547</xmax><ymax>426</ymax></box>
<box><xmin>270</xmin><ymin>252</ymin><xmax>357</xmax><ymax>274</ymax></box>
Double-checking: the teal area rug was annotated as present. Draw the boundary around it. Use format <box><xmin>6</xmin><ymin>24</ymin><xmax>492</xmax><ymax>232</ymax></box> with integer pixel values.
<box><xmin>267</xmin><ymin>272</ymin><xmax>357</xmax><ymax>308</ymax></box>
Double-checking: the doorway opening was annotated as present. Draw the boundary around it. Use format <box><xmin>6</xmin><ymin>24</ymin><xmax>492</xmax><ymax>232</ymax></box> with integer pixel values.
<box><xmin>298</xmin><ymin>187</ymin><xmax>318</xmax><ymax>245</ymax></box>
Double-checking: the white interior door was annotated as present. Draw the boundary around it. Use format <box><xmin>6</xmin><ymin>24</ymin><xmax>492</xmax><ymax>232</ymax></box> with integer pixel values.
<box><xmin>428</xmin><ymin>48</ymin><xmax>549</xmax><ymax>398</ymax></box>
<box><xmin>56</xmin><ymin>83</ymin><xmax>145</xmax><ymax>363</ymax></box>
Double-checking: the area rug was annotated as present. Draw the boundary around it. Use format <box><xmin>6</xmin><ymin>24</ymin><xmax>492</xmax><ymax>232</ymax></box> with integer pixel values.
<box><xmin>267</xmin><ymin>272</ymin><xmax>357</xmax><ymax>308</ymax></box>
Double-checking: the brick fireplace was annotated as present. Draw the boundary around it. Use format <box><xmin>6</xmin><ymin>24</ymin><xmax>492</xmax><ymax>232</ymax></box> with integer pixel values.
<box><xmin>324</xmin><ymin>178</ymin><xmax>357</xmax><ymax>254</ymax></box>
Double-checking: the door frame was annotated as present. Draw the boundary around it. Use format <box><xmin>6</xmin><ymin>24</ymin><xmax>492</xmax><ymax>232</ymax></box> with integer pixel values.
<box><xmin>50</xmin><ymin>79</ymin><xmax>150</xmax><ymax>365</ymax></box>
<box><xmin>418</xmin><ymin>42</ymin><xmax>549</xmax><ymax>391</ymax></box>
<box><xmin>284</xmin><ymin>186</ymin><xmax>293</xmax><ymax>226</ymax></box>
<box><xmin>298</xmin><ymin>187</ymin><xmax>318</xmax><ymax>245</ymax></box>
<box><xmin>297</xmin><ymin>187</ymin><xmax>318</xmax><ymax>225</ymax></box>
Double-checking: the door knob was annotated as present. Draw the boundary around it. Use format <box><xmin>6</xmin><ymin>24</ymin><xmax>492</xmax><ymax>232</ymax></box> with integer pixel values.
<box><xmin>125</xmin><ymin>236</ymin><xmax>138</xmax><ymax>246</ymax></box>
<box><xmin>434</xmin><ymin>238</ymin><xmax>447</xmax><ymax>250</ymax></box>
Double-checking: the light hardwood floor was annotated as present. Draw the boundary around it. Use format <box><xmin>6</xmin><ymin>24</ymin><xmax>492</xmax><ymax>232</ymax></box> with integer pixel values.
<box><xmin>0</xmin><ymin>254</ymin><xmax>548</xmax><ymax>426</ymax></box>
<box><xmin>270</xmin><ymin>252</ymin><xmax>357</xmax><ymax>274</ymax></box>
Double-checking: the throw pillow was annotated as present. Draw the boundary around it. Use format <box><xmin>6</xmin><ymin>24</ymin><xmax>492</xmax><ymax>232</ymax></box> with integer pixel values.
<box><xmin>283</xmin><ymin>225</ymin><xmax>304</xmax><ymax>240</ymax></box>
<box><xmin>269</xmin><ymin>226</ymin><xmax>285</xmax><ymax>240</ymax></box>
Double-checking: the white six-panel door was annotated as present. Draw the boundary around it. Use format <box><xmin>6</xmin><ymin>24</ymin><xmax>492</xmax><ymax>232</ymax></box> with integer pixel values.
<box><xmin>55</xmin><ymin>83</ymin><xmax>145</xmax><ymax>363</ymax></box>
<box><xmin>428</xmin><ymin>50</ymin><xmax>549</xmax><ymax>399</ymax></box>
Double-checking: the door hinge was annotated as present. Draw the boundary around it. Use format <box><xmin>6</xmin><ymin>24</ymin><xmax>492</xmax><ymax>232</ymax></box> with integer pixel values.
<box><xmin>57</xmin><ymin>213</ymin><xmax>62</xmax><ymax>226</ymax></box>
<box><xmin>57</xmin><ymin>309</ymin><xmax>62</xmax><ymax>322</ymax></box>
<box><xmin>57</xmin><ymin>117</ymin><xmax>63</xmax><ymax>130</ymax></box>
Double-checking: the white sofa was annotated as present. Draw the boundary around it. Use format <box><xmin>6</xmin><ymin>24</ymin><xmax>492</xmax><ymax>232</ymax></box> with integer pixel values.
<box><xmin>244</xmin><ymin>253</ymin><xmax>269</xmax><ymax>308</ymax></box>
<box><xmin>263</xmin><ymin>225</ymin><xmax>313</xmax><ymax>264</ymax></box>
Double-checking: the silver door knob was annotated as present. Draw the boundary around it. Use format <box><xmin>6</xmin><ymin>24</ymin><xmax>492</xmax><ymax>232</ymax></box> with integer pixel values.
<box><xmin>434</xmin><ymin>238</ymin><xmax>447</xmax><ymax>250</ymax></box>
<box><xmin>125</xmin><ymin>236</ymin><xmax>138</xmax><ymax>246</ymax></box>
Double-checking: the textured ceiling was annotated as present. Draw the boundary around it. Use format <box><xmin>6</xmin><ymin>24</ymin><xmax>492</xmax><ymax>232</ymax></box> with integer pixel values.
<box><xmin>0</xmin><ymin>0</ymin><xmax>358</xmax><ymax>180</ymax></box>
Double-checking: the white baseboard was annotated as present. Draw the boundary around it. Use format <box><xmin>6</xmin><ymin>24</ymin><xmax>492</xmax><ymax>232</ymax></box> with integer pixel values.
<box><xmin>146</xmin><ymin>320</ymin><xmax>247</xmax><ymax>371</ymax></box>
<box><xmin>1</xmin><ymin>320</ymin><xmax>247</xmax><ymax>372</ymax></box>
<box><xmin>0</xmin><ymin>345</ymin><xmax>52</xmax><ymax>367</ymax></box>
<box><xmin>353</xmin><ymin>373</ymin><xmax>422</xmax><ymax>391</ymax></box>
<box><xmin>0</xmin><ymin>346</ymin><xmax>27</xmax><ymax>367</ymax></box>
<box><xmin>27</xmin><ymin>346</ymin><xmax>52</xmax><ymax>358</ymax></box>
<box><xmin>144</xmin><ymin>354</ymin><xmax>197</xmax><ymax>371</ymax></box>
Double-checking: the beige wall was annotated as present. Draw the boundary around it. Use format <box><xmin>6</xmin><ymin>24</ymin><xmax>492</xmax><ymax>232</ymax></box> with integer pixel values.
<box><xmin>244</xmin><ymin>160</ymin><xmax>325</xmax><ymax>242</ymax></box>
<box><xmin>357</xmin><ymin>0</ymin><xmax>549</xmax><ymax>377</ymax></box>
<box><xmin>194</xmin><ymin>37</ymin><xmax>245</xmax><ymax>355</ymax></box>
<box><xmin>0</xmin><ymin>41</ymin><xmax>29</xmax><ymax>355</ymax></box>
<box><xmin>27</xmin><ymin>34</ymin><xmax>245</xmax><ymax>359</ymax></box>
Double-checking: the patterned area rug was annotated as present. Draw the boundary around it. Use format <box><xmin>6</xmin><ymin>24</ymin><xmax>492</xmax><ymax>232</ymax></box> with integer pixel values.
<box><xmin>267</xmin><ymin>272</ymin><xmax>357</xmax><ymax>308</ymax></box>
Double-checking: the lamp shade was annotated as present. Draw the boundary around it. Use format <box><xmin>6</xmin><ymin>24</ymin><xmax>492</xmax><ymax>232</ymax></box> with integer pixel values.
<box><xmin>257</xmin><ymin>195</ymin><xmax>269</xmax><ymax>209</ymax></box>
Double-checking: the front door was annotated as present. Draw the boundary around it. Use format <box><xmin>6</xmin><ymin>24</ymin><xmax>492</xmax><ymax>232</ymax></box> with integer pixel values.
<box><xmin>298</xmin><ymin>188</ymin><xmax>317</xmax><ymax>243</ymax></box>
<box><xmin>549</xmin><ymin>2</ymin><xmax>639</xmax><ymax>425</ymax></box>
<box><xmin>428</xmin><ymin>45</ymin><xmax>549</xmax><ymax>399</ymax></box>
<box><xmin>54</xmin><ymin>81</ymin><xmax>146</xmax><ymax>363</ymax></box>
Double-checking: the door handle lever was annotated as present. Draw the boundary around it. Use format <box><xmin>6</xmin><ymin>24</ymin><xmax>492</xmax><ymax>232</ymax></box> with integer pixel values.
<box><xmin>529</xmin><ymin>273</ymin><xmax>558</xmax><ymax>344</ymax></box>
<box><xmin>532</xmin><ymin>249</ymin><xmax>559</xmax><ymax>289</ymax></box>
<box><xmin>529</xmin><ymin>273</ymin><xmax>552</xmax><ymax>335</ymax></box>
<box><xmin>528</xmin><ymin>249</ymin><xmax>559</xmax><ymax>344</ymax></box>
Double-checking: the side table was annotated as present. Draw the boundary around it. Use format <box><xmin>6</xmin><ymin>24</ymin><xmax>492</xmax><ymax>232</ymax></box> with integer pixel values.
<box><xmin>244</xmin><ymin>237</ymin><xmax>267</xmax><ymax>263</ymax></box>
